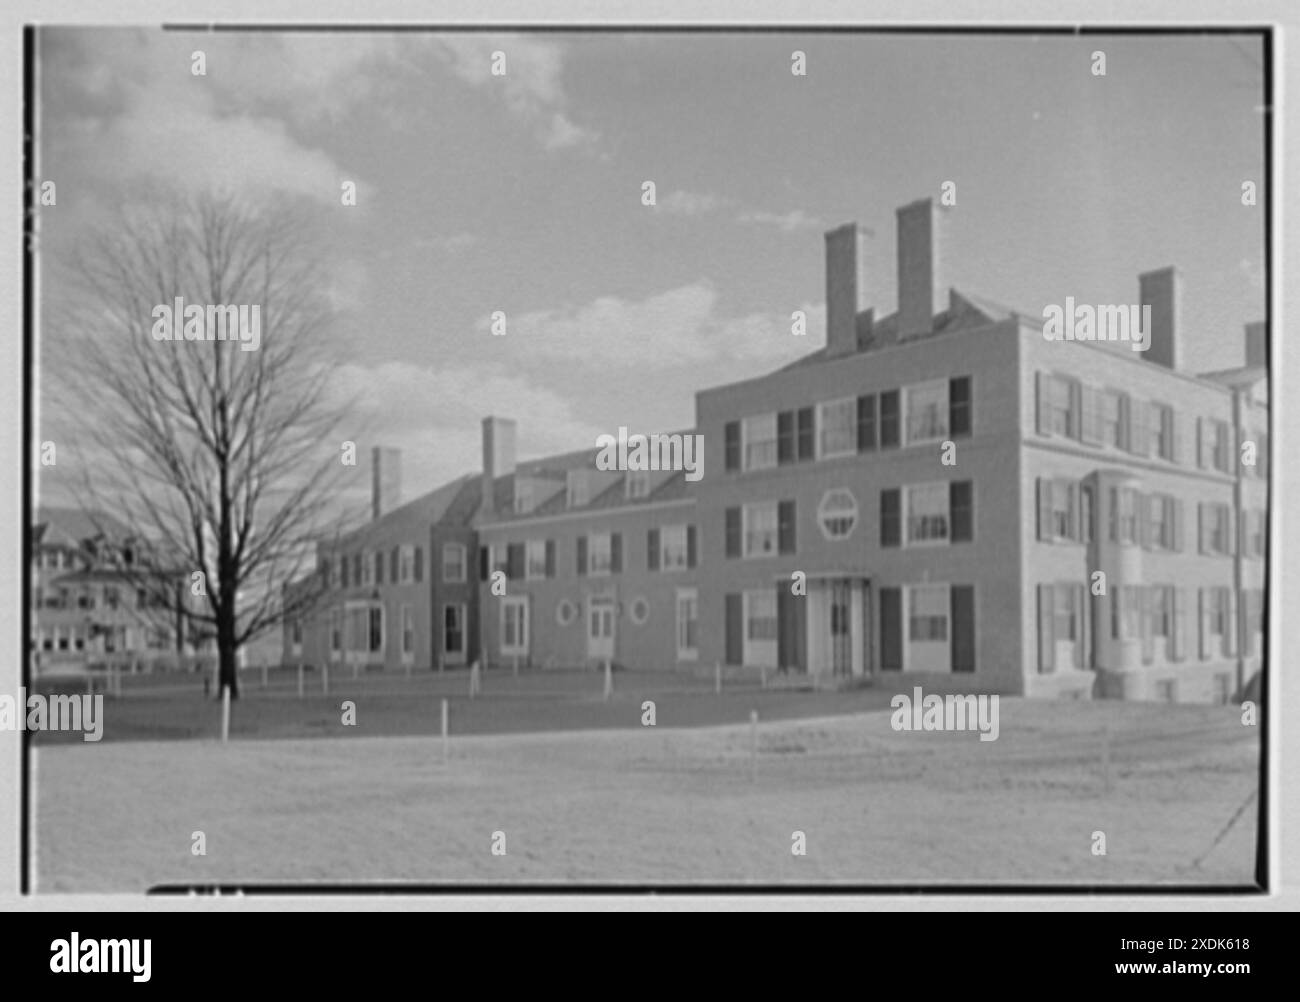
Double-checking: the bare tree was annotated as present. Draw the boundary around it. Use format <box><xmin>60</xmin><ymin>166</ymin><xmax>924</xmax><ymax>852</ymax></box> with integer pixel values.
<box><xmin>49</xmin><ymin>190</ymin><xmax>363</xmax><ymax>698</ymax></box>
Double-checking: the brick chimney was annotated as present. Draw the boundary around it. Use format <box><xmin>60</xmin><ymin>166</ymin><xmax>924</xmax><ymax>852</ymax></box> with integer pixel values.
<box><xmin>1244</xmin><ymin>321</ymin><xmax>1266</xmax><ymax>367</ymax></box>
<box><xmin>896</xmin><ymin>198</ymin><xmax>947</xmax><ymax>340</ymax></box>
<box><xmin>1138</xmin><ymin>267</ymin><xmax>1181</xmax><ymax>369</ymax></box>
<box><xmin>825</xmin><ymin>224</ymin><xmax>873</xmax><ymax>358</ymax></box>
<box><xmin>481</xmin><ymin>416</ymin><xmax>517</xmax><ymax>514</ymax></box>
<box><xmin>371</xmin><ymin>447</ymin><xmax>402</xmax><ymax>521</ymax></box>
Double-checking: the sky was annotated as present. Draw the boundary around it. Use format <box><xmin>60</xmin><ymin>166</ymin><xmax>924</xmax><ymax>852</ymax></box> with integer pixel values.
<box><xmin>35</xmin><ymin>28</ymin><xmax>1267</xmax><ymax>511</ymax></box>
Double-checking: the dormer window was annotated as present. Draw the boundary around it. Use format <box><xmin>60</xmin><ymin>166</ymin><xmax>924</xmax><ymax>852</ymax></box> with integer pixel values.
<box><xmin>626</xmin><ymin>471</ymin><xmax>650</xmax><ymax>499</ymax></box>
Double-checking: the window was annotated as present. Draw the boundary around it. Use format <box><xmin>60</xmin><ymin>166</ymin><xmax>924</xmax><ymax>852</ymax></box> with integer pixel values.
<box><xmin>907</xmin><ymin>483</ymin><xmax>949</xmax><ymax>544</ymax></box>
<box><xmin>1151</xmin><ymin>586</ymin><xmax>1170</xmax><ymax>637</ymax></box>
<box><xmin>1101</xmin><ymin>391</ymin><xmax>1123</xmax><ymax>449</ymax></box>
<box><xmin>341</xmin><ymin>556</ymin><xmax>350</xmax><ymax>588</ymax></box>
<box><xmin>331</xmin><ymin>608</ymin><xmax>342</xmax><ymax>655</ymax></box>
<box><xmin>1053</xmin><ymin>584</ymin><xmax>1076</xmax><ymax>642</ymax></box>
<box><xmin>500</xmin><ymin>597</ymin><xmax>528</xmax><ymax>654</ymax></box>
<box><xmin>104</xmin><ymin>586</ymin><xmax>120</xmax><ymax>610</ymax></box>
<box><xmin>743</xmin><ymin>589</ymin><xmax>778</xmax><ymax>667</ymax></box>
<box><xmin>567</xmin><ymin>472</ymin><xmax>589</xmax><ymax>508</ymax></box>
<box><xmin>402</xmin><ymin>606</ymin><xmax>414</xmax><ymax>656</ymax></box>
<box><xmin>513</xmin><ymin>485</ymin><xmax>534</xmax><ymax>515</ymax></box>
<box><xmin>660</xmin><ymin>525</ymin><xmax>689</xmax><ymax>571</ymax></box>
<box><xmin>818</xmin><ymin>488</ymin><xmax>858</xmax><ymax>540</ymax></box>
<box><xmin>588</xmin><ymin>533</ymin><xmax>613</xmax><ymax>576</ymax></box>
<box><xmin>444</xmin><ymin>604</ymin><xmax>465</xmax><ymax>656</ymax></box>
<box><xmin>909</xmin><ymin>585</ymin><xmax>949</xmax><ymax>642</ymax></box>
<box><xmin>1209</xmin><ymin>505</ymin><xmax>1227</xmax><ymax>554</ymax></box>
<box><xmin>1051</xmin><ymin>481</ymin><xmax>1073</xmax><ymax>539</ymax></box>
<box><xmin>1049</xmin><ymin>376</ymin><xmax>1074</xmax><ymax>437</ymax></box>
<box><xmin>1080</xmin><ymin>486</ymin><xmax>1095</xmax><ymax>543</ymax></box>
<box><xmin>743</xmin><ymin>414</ymin><xmax>778</xmax><ymax>471</ymax></box>
<box><xmin>743</xmin><ymin>502</ymin><xmax>779</xmax><ymax>558</ymax></box>
<box><xmin>1213</xmin><ymin>421</ymin><xmax>1230</xmax><ymax>472</ymax></box>
<box><xmin>1149</xmin><ymin>496</ymin><xmax>1169</xmax><ymax>549</ymax></box>
<box><xmin>439</xmin><ymin>543</ymin><xmax>464</xmax><ymax>583</ymax></box>
<box><xmin>1110</xmin><ymin>488</ymin><xmax>1137</xmax><ymax>545</ymax></box>
<box><xmin>556</xmin><ymin>599</ymin><xmax>578</xmax><ymax>626</ymax></box>
<box><xmin>367</xmin><ymin>606</ymin><xmax>383</xmax><ymax>653</ymax></box>
<box><xmin>1151</xmin><ymin>403</ymin><xmax>1173</xmax><ymax>460</ymax></box>
<box><xmin>676</xmin><ymin>589</ymin><xmax>698</xmax><ymax>660</ymax></box>
<box><xmin>525</xmin><ymin>540</ymin><xmax>548</xmax><ymax>580</ymax></box>
<box><xmin>626</xmin><ymin>471</ymin><xmax>650</xmax><ymax>499</ymax></box>
<box><xmin>818</xmin><ymin>397</ymin><xmax>856</xmax><ymax>458</ymax></box>
<box><xmin>362</xmin><ymin>552</ymin><xmax>373</xmax><ymax>587</ymax></box>
<box><xmin>905</xmin><ymin>380</ymin><xmax>948</xmax><ymax>444</ymax></box>
<box><xmin>628</xmin><ymin>597</ymin><xmax>650</xmax><ymax>625</ymax></box>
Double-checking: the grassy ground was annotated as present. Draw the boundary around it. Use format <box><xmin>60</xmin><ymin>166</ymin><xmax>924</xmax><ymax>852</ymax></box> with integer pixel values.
<box><xmin>33</xmin><ymin>686</ymin><xmax>1260</xmax><ymax>891</ymax></box>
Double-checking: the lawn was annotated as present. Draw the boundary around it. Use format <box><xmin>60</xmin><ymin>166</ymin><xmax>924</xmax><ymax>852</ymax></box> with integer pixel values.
<box><xmin>32</xmin><ymin>676</ymin><xmax>1261</xmax><ymax>890</ymax></box>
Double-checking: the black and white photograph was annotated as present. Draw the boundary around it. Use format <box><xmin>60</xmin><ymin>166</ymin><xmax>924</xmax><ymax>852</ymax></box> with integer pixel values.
<box><xmin>6</xmin><ymin>9</ymin><xmax>1288</xmax><ymax>937</ymax></box>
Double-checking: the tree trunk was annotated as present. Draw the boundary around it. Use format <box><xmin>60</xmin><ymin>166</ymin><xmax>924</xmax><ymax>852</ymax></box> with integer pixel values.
<box><xmin>218</xmin><ymin>606</ymin><xmax>239</xmax><ymax>700</ymax></box>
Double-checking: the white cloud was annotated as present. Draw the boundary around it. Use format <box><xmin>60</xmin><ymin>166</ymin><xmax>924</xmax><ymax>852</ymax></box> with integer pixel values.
<box><xmin>658</xmin><ymin>190</ymin><xmax>731</xmax><ymax>216</ymax></box>
<box><xmin>479</xmin><ymin>283</ymin><xmax>820</xmax><ymax>367</ymax></box>
<box><xmin>737</xmin><ymin>208</ymin><xmax>825</xmax><ymax>232</ymax></box>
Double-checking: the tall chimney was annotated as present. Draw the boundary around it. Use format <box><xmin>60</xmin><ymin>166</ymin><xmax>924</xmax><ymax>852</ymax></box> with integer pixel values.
<box><xmin>1244</xmin><ymin>321</ymin><xmax>1266</xmax><ymax>368</ymax></box>
<box><xmin>481</xmin><ymin>416</ymin><xmax>517</xmax><ymax>513</ymax></box>
<box><xmin>1138</xmin><ymin>267</ymin><xmax>1181</xmax><ymax>369</ymax></box>
<box><xmin>371</xmin><ymin>447</ymin><xmax>402</xmax><ymax>521</ymax></box>
<box><xmin>825</xmin><ymin>224</ymin><xmax>873</xmax><ymax>358</ymax></box>
<box><xmin>896</xmin><ymin>198</ymin><xmax>947</xmax><ymax>340</ymax></box>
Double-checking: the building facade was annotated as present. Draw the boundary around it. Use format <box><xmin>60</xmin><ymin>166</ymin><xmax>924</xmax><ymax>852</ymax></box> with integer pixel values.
<box><xmin>285</xmin><ymin>196</ymin><xmax>1269</xmax><ymax>704</ymax></box>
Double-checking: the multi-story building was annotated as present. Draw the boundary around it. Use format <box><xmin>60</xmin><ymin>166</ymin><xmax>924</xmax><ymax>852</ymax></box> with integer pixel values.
<box><xmin>286</xmin><ymin>196</ymin><xmax>1268</xmax><ymax>704</ymax></box>
<box><xmin>31</xmin><ymin>507</ymin><xmax>196</xmax><ymax>668</ymax></box>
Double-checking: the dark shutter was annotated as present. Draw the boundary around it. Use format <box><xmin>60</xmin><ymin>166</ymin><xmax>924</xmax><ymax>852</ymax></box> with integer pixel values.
<box><xmin>1037</xmin><ymin>583</ymin><xmax>1055</xmax><ymax>673</ymax></box>
<box><xmin>414</xmin><ymin>545</ymin><xmax>423</xmax><ymax>583</ymax></box>
<box><xmin>576</xmin><ymin>536</ymin><xmax>587</xmax><ymax>576</ymax></box>
<box><xmin>950</xmin><ymin>585</ymin><xmax>975</xmax><ymax>672</ymax></box>
<box><xmin>544</xmin><ymin>540</ymin><xmax>556</xmax><ymax>578</ymax></box>
<box><xmin>725</xmin><ymin>507</ymin><xmax>741</xmax><ymax>558</ymax></box>
<box><xmin>375</xmin><ymin>551</ymin><xmax>383</xmax><ymax>584</ymax></box>
<box><xmin>724</xmin><ymin>593</ymin><xmax>744</xmax><ymax>665</ymax></box>
<box><xmin>1037</xmin><ymin>478</ymin><xmax>1053</xmax><ymax>541</ymax></box>
<box><xmin>610</xmin><ymin>533</ymin><xmax>622</xmax><ymax>573</ymax></box>
<box><xmin>686</xmin><ymin>525</ymin><xmax>697</xmax><ymax>568</ymax></box>
<box><xmin>880</xmin><ymin>488</ymin><xmax>901</xmax><ymax>547</ymax></box>
<box><xmin>647</xmin><ymin>528</ymin><xmax>660</xmax><ymax>571</ymax></box>
<box><xmin>949</xmin><ymin>376</ymin><xmax>971</xmax><ymax>437</ymax></box>
<box><xmin>857</xmin><ymin>393</ymin><xmax>877</xmax><ymax>452</ymax></box>
<box><xmin>880</xmin><ymin>390</ymin><xmax>900</xmax><ymax>448</ymax></box>
<box><xmin>478</xmin><ymin>546</ymin><xmax>489</xmax><ymax>582</ymax></box>
<box><xmin>796</xmin><ymin>407</ymin><xmax>815</xmax><ymax>461</ymax></box>
<box><xmin>776</xmin><ymin>411</ymin><xmax>795</xmax><ymax>465</ymax></box>
<box><xmin>880</xmin><ymin>587</ymin><xmax>902</xmax><ymax>670</ymax></box>
<box><xmin>777</xmin><ymin>587</ymin><xmax>808</xmax><ymax>673</ymax></box>
<box><xmin>724</xmin><ymin>421</ymin><xmax>741</xmax><ymax>471</ymax></box>
<box><xmin>507</xmin><ymin>543</ymin><xmax>524</xmax><ymax>580</ymax></box>
<box><xmin>950</xmin><ymin>481</ymin><xmax>973</xmax><ymax>542</ymax></box>
<box><xmin>391</xmin><ymin>547</ymin><xmax>399</xmax><ymax>582</ymax></box>
<box><xmin>778</xmin><ymin>500</ymin><xmax>796</xmax><ymax>555</ymax></box>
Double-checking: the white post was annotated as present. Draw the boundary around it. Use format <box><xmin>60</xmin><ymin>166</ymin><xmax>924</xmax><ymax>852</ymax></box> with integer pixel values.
<box><xmin>749</xmin><ymin>709</ymin><xmax>758</xmax><ymax>783</ymax></box>
<box><xmin>715</xmin><ymin>661</ymin><xmax>721</xmax><ymax>696</ymax></box>
<box><xmin>603</xmin><ymin>659</ymin><xmax>612</xmax><ymax>702</ymax></box>
<box><xmin>297</xmin><ymin>662</ymin><xmax>304</xmax><ymax>699</ymax></box>
<box><xmin>441</xmin><ymin>698</ymin><xmax>449</xmax><ymax>765</ymax></box>
<box><xmin>221</xmin><ymin>685</ymin><xmax>231</xmax><ymax>743</ymax></box>
<box><xmin>469</xmin><ymin>661</ymin><xmax>479</xmax><ymax>699</ymax></box>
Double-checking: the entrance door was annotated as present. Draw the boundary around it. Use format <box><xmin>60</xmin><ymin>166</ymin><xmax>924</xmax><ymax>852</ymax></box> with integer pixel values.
<box><xmin>830</xmin><ymin>580</ymin><xmax>852</xmax><ymax>676</ymax></box>
<box><xmin>588</xmin><ymin>597</ymin><xmax>616</xmax><ymax>661</ymax></box>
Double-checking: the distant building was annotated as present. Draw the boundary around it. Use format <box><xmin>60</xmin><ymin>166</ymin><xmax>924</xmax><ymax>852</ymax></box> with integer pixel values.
<box><xmin>285</xmin><ymin>196</ymin><xmax>1268</xmax><ymax>704</ymax></box>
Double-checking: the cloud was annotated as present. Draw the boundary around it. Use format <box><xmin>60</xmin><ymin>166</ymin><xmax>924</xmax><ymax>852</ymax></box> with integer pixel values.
<box><xmin>430</xmin><ymin>34</ymin><xmax>595</xmax><ymax>150</ymax></box>
<box><xmin>658</xmin><ymin>189</ymin><xmax>731</xmax><ymax>216</ymax></box>
<box><xmin>737</xmin><ymin>208</ymin><xmax>825</xmax><ymax>232</ymax></box>
<box><xmin>478</xmin><ymin>283</ymin><xmax>820</xmax><ymax>367</ymax></box>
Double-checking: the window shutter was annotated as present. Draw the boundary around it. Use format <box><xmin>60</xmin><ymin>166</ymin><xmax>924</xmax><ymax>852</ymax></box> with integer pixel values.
<box><xmin>880</xmin><ymin>390</ymin><xmax>900</xmax><ymax>448</ymax></box>
<box><xmin>1073</xmin><ymin>585</ymin><xmax>1087</xmax><ymax>669</ymax></box>
<box><xmin>880</xmin><ymin>489</ymin><xmax>901</xmax><ymax>548</ymax></box>
<box><xmin>949</xmin><ymin>376</ymin><xmax>971</xmax><ymax>438</ymax></box>
<box><xmin>796</xmin><ymin>408</ymin><xmax>815</xmax><ymax>461</ymax></box>
<box><xmin>1140</xmin><ymin>586</ymin><xmax>1154</xmax><ymax>664</ymax></box>
<box><xmin>610</xmin><ymin>533</ymin><xmax>622</xmax><ymax>573</ymax></box>
<box><xmin>1170</xmin><ymin>588</ymin><xmax>1186</xmax><ymax>661</ymax></box>
<box><xmin>375</xmin><ymin>551</ymin><xmax>384</xmax><ymax>585</ymax></box>
<box><xmin>1080</xmin><ymin>584</ymin><xmax>1093</xmax><ymax>669</ymax></box>
<box><xmin>1070</xmin><ymin>380</ymin><xmax>1083</xmax><ymax>441</ymax></box>
<box><xmin>1198</xmin><ymin>588</ymin><xmax>1210</xmax><ymax>660</ymax></box>
<box><xmin>647</xmin><ymin>529</ymin><xmax>660</xmax><ymax>571</ymax></box>
<box><xmin>1168</xmin><ymin>409</ymin><xmax>1180</xmax><ymax>463</ymax></box>
<box><xmin>1198</xmin><ymin>503</ymin><xmax>1208</xmax><ymax>554</ymax></box>
<box><xmin>777</xmin><ymin>500</ymin><xmax>796</xmax><ymax>555</ymax></box>
<box><xmin>391</xmin><ymin>547</ymin><xmax>399</xmax><ymax>582</ymax></box>
<box><xmin>414</xmin><ymin>546</ymin><xmax>423</xmax><ymax>583</ymax></box>
<box><xmin>724</xmin><ymin>421</ymin><xmax>741</xmax><ymax>471</ymax></box>
<box><xmin>1037</xmin><ymin>583</ymin><xmax>1055</xmax><ymax>673</ymax></box>
<box><xmin>1223</xmin><ymin>588</ymin><xmax>1237</xmax><ymax>657</ymax></box>
<box><xmin>1196</xmin><ymin>417</ymin><xmax>1208</xmax><ymax>469</ymax></box>
<box><xmin>776</xmin><ymin>411</ymin><xmax>795</xmax><ymax>465</ymax></box>
<box><xmin>725</xmin><ymin>508</ymin><xmax>741</xmax><ymax>558</ymax></box>
<box><xmin>724</xmin><ymin>594</ymin><xmax>743</xmax><ymax>665</ymax></box>
<box><xmin>687</xmin><ymin>525</ymin><xmax>697</xmax><ymax>568</ymax></box>
<box><xmin>857</xmin><ymin>394</ymin><xmax>877</xmax><ymax>452</ymax></box>
<box><xmin>880</xmin><ymin>587</ymin><xmax>902</xmax><ymax>670</ymax></box>
<box><xmin>478</xmin><ymin>546</ymin><xmax>489</xmax><ymax>582</ymax></box>
<box><xmin>545</xmin><ymin>540</ymin><xmax>556</xmax><ymax>578</ymax></box>
<box><xmin>950</xmin><ymin>585</ymin><xmax>975</xmax><ymax>672</ymax></box>
<box><xmin>576</xmin><ymin>536</ymin><xmax>587</xmax><ymax>576</ymax></box>
<box><xmin>507</xmin><ymin>543</ymin><xmax>524</xmax><ymax>580</ymax></box>
<box><xmin>1036</xmin><ymin>478</ymin><xmax>1053</xmax><ymax>542</ymax></box>
<box><xmin>1036</xmin><ymin>372</ymin><xmax>1054</xmax><ymax>436</ymax></box>
<box><xmin>950</xmin><ymin>481</ymin><xmax>973</xmax><ymax>542</ymax></box>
